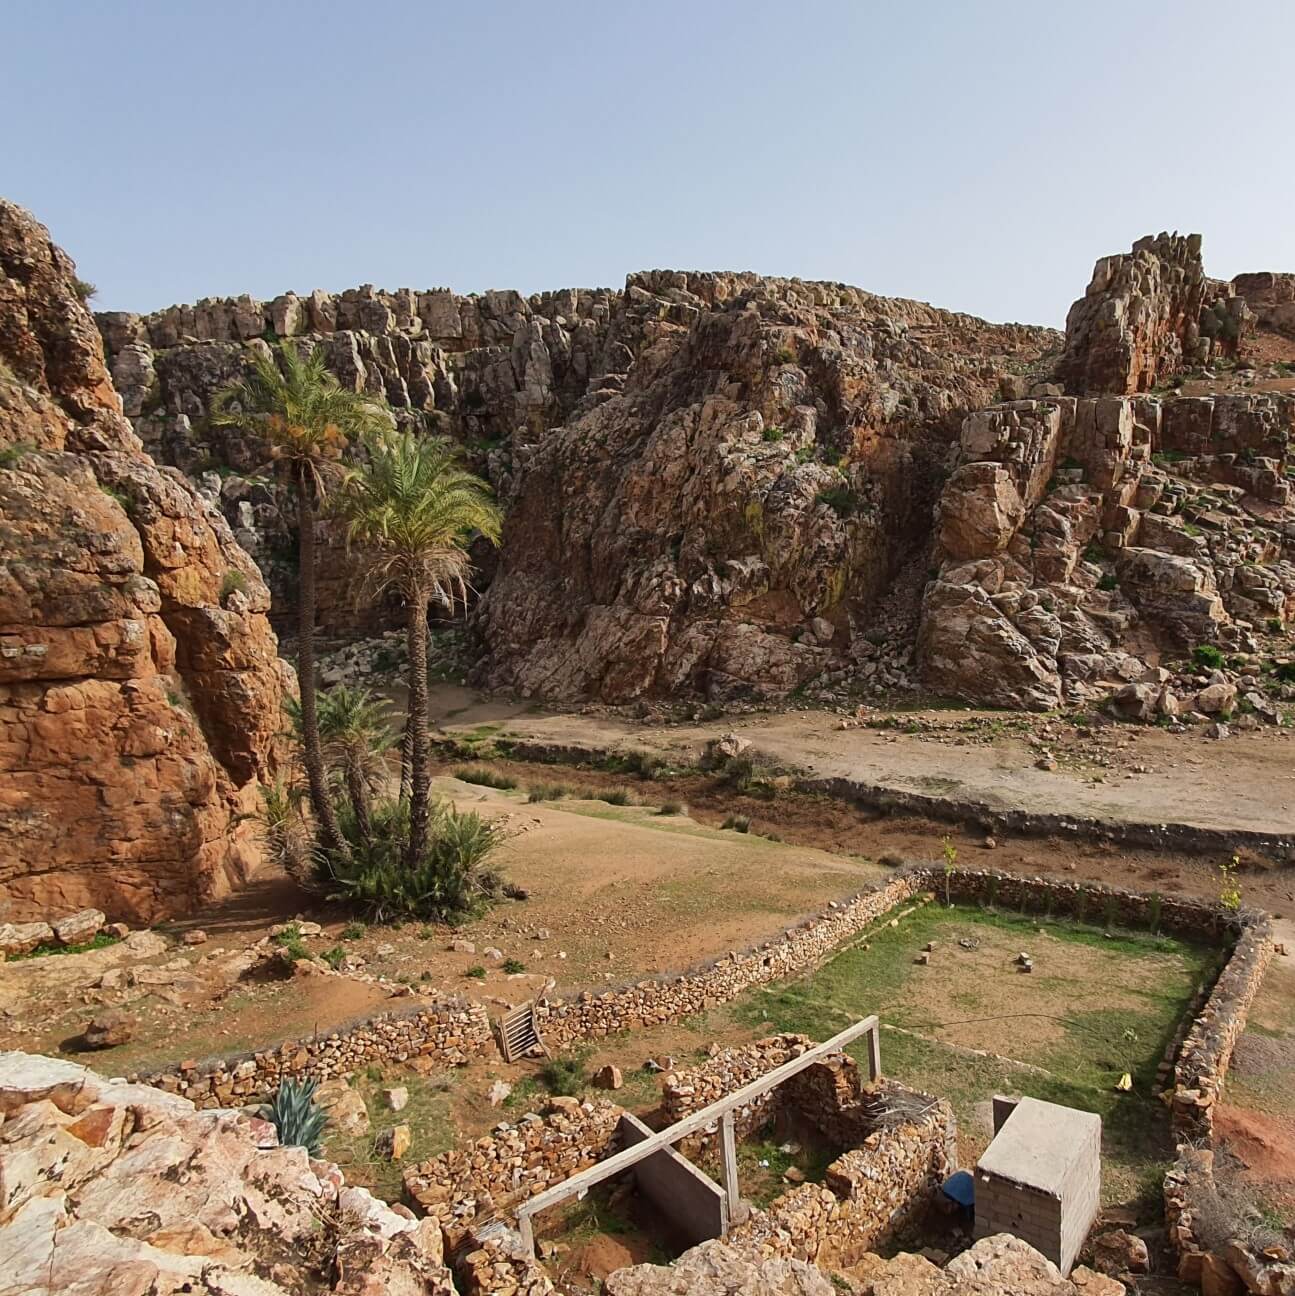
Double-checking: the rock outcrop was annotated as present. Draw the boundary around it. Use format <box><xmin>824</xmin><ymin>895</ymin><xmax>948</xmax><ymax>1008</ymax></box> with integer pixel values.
<box><xmin>1232</xmin><ymin>271</ymin><xmax>1295</xmax><ymax>341</ymax></box>
<box><xmin>472</xmin><ymin>274</ymin><xmax>1057</xmax><ymax>702</ymax></box>
<box><xmin>97</xmin><ymin>272</ymin><xmax>1059</xmax><ymax>693</ymax></box>
<box><xmin>0</xmin><ymin>1050</ymin><xmax>454</xmax><ymax>1295</ymax></box>
<box><xmin>604</xmin><ymin>1234</ymin><xmax>1123</xmax><ymax>1296</ymax></box>
<box><xmin>0</xmin><ymin>199</ymin><xmax>286</xmax><ymax>922</ymax></box>
<box><xmin>918</xmin><ymin>391</ymin><xmax>1295</xmax><ymax>708</ymax></box>
<box><xmin>1055</xmin><ymin>232</ymin><xmax>1248</xmax><ymax>395</ymax></box>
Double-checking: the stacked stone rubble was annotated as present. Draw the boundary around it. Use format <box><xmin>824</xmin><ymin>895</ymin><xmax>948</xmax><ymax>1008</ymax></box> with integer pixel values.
<box><xmin>140</xmin><ymin>996</ymin><xmax>492</xmax><ymax>1107</ymax></box>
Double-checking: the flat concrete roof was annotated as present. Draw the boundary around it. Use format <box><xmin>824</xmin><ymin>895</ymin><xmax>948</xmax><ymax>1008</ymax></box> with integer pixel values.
<box><xmin>976</xmin><ymin>1097</ymin><xmax>1100</xmax><ymax>1197</ymax></box>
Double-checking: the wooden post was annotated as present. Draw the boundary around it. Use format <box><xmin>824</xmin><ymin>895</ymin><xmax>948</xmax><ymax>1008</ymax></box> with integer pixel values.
<box><xmin>518</xmin><ymin>1210</ymin><xmax>534</xmax><ymax>1256</ymax></box>
<box><xmin>718</xmin><ymin>1110</ymin><xmax>740</xmax><ymax>1218</ymax></box>
<box><xmin>866</xmin><ymin>1020</ymin><xmax>881</xmax><ymax>1083</ymax></box>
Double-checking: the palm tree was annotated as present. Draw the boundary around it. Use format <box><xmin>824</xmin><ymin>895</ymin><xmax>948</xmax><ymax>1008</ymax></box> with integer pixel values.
<box><xmin>212</xmin><ymin>342</ymin><xmax>390</xmax><ymax>856</ymax></box>
<box><xmin>336</xmin><ymin>432</ymin><xmax>502</xmax><ymax>867</ymax></box>
<box><xmin>286</xmin><ymin>686</ymin><xmax>395</xmax><ymax>843</ymax></box>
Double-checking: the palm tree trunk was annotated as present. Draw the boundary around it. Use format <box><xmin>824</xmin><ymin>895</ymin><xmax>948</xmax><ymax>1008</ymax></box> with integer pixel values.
<box><xmin>404</xmin><ymin>588</ymin><xmax>432</xmax><ymax>869</ymax></box>
<box><xmin>399</xmin><ymin>713</ymin><xmax>413</xmax><ymax>803</ymax></box>
<box><xmin>295</xmin><ymin>482</ymin><xmax>346</xmax><ymax>858</ymax></box>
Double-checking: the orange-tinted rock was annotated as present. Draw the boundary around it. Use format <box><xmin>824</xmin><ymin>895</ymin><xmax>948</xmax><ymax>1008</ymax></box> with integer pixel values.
<box><xmin>0</xmin><ymin>198</ymin><xmax>285</xmax><ymax>923</ymax></box>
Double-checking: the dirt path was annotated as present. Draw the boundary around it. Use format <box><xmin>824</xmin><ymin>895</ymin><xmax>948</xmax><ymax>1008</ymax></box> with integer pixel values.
<box><xmin>434</xmin><ymin>693</ymin><xmax>1295</xmax><ymax>838</ymax></box>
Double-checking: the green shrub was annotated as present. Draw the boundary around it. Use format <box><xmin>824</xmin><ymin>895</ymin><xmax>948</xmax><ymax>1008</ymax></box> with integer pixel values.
<box><xmin>722</xmin><ymin>812</ymin><xmax>751</xmax><ymax>833</ymax></box>
<box><xmin>1192</xmin><ymin>644</ymin><xmax>1225</xmax><ymax>671</ymax></box>
<box><xmin>72</xmin><ymin>277</ymin><xmax>97</xmax><ymax>303</ymax></box>
<box><xmin>1274</xmin><ymin>662</ymin><xmax>1295</xmax><ymax>683</ymax></box>
<box><xmin>321</xmin><ymin>796</ymin><xmax>505</xmax><ymax>923</ymax></box>
<box><xmin>259</xmin><ymin>1078</ymin><xmax>326</xmax><ymax>1155</ymax></box>
<box><xmin>603</xmin><ymin>786</ymin><xmax>635</xmax><ymax>806</ymax></box>
<box><xmin>464</xmin><ymin>964</ymin><xmax>486</xmax><ymax>979</ymax></box>
<box><xmin>815</xmin><ymin>485</ymin><xmax>857</xmax><ymax>517</ymax></box>
<box><xmin>320</xmin><ymin>945</ymin><xmax>346</xmax><ymax>969</ymax></box>
<box><xmin>219</xmin><ymin>569</ymin><xmax>249</xmax><ymax>600</ymax></box>
<box><xmin>656</xmin><ymin>800</ymin><xmax>684</xmax><ymax>816</ymax></box>
<box><xmin>542</xmin><ymin>1055</ymin><xmax>587</xmax><ymax>1096</ymax></box>
<box><xmin>454</xmin><ymin>765</ymin><xmax>518</xmax><ymax>790</ymax></box>
<box><xmin>762</xmin><ymin>424</ymin><xmax>785</xmax><ymax>443</ymax></box>
<box><xmin>340</xmin><ymin>922</ymin><xmax>366</xmax><ymax>941</ymax></box>
<box><xmin>1097</xmin><ymin>573</ymin><xmax>1118</xmax><ymax>592</ymax></box>
<box><xmin>0</xmin><ymin>441</ymin><xmax>33</xmax><ymax>469</ymax></box>
<box><xmin>527</xmin><ymin>782</ymin><xmax>570</xmax><ymax>803</ymax></box>
<box><xmin>502</xmin><ymin>957</ymin><xmax>526</xmax><ymax>974</ymax></box>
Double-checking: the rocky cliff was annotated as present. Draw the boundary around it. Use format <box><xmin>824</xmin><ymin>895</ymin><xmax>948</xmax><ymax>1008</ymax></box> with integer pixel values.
<box><xmin>98</xmin><ymin>272</ymin><xmax>1059</xmax><ymax>698</ymax></box>
<box><xmin>0</xmin><ymin>1051</ymin><xmax>454</xmax><ymax>1295</ymax></box>
<box><xmin>0</xmin><ymin>200</ymin><xmax>287</xmax><ymax>923</ymax></box>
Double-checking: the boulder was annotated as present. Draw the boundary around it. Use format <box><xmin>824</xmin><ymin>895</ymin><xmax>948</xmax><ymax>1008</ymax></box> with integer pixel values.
<box><xmin>1092</xmin><ymin>1230</ymin><xmax>1149</xmax><ymax>1276</ymax></box>
<box><xmin>81</xmin><ymin>1010</ymin><xmax>133</xmax><ymax>1049</ymax></box>
<box><xmin>52</xmin><ymin>909</ymin><xmax>105</xmax><ymax>946</ymax></box>
<box><xmin>0</xmin><ymin>922</ymin><xmax>55</xmax><ymax>957</ymax></box>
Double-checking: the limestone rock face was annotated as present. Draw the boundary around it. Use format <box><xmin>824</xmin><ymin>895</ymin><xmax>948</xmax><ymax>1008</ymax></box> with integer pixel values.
<box><xmin>472</xmin><ymin>272</ymin><xmax>1057</xmax><ymax>703</ymax></box>
<box><xmin>1056</xmin><ymin>232</ymin><xmax>1246</xmax><ymax>394</ymax></box>
<box><xmin>1232</xmin><ymin>271</ymin><xmax>1295</xmax><ymax>340</ymax></box>
<box><xmin>0</xmin><ymin>199</ymin><xmax>285</xmax><ymax>922</ymax></box>
<box><xmin>97</xmin><ymin>269</ymin><xmax>1058</xmax><ymax>678</ymax></box>
<box><xmin>918</xmin><ymin>391</ymin><xmax>1295</xmax><ymax>709</ymax></box>
<box><xmin>0</xmin><ymin>1050</ymin><xmax>454</xmax><ymax>1296</ymax></box>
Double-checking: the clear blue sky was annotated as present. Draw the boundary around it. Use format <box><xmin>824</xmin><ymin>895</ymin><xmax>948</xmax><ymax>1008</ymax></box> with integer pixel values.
<box><xmin>6</xmin><ymin>1</ymin><xmax>1293</xmax><ymax>326</ymax></box>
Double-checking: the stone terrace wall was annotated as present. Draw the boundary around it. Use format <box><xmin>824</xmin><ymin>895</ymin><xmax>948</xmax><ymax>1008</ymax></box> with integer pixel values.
<box><xmin>404</xmin><ymin>1097</ymin><xmax>624</xmax><ymax>1246</ymax></box>
<box><xmin>729</xmin><ymin>1093</ymin><xmax>956</xmax><ymax>1270</ymax></box>
<box><xmin>139</xmin><ymin>996</ymin><xmax>493</xmax><ymax>1107</ymax></box>
<box><xmin>1167</xmin><ymin>913</ymin><xmax>1274</xmax><ymax>1141</ymax></box>
<box><xmin>536</xmin><ymin>874</ymin><xmax>927</xmax><ymax>1046</ymax></box>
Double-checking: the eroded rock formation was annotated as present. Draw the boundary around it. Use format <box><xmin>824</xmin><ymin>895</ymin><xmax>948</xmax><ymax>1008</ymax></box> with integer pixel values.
<box><xmin>0</xmin><ymin>199</ymin><xmax>286</xmax><ymax>922</ymax></box>
<box><xmin>0</xmin><ymin>1050</ymin><xmax>454</xmax><ymax>1296</ymax></box>
<box><xmin>1055</xmin><ymin>232</ymin><xmax>1248</xmax><ymax>395</ymax></box>
<box><xmin>918</xmin><ymin>392</ymin><xmax>1295</xmax><ymax>708</ymax></box>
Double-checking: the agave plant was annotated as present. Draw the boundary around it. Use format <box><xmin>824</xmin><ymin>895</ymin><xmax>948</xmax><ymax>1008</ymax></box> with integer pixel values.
<box><xmin>259</xmin><ymin>1077</ymin><xmax>327</xmax><ymax>1156</ymax></box>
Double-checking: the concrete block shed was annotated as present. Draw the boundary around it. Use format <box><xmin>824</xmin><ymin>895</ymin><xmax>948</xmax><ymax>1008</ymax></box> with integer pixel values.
<box><xmin>973</xmin><ymin>1096</ymin><xmax>1101</xmax><ymax>1275</ymax></box>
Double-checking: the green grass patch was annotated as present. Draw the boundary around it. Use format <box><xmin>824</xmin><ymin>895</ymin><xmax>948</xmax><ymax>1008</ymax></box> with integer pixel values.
<box><xmin>11</xmin><ymin>931</ymin><xmax>121</xmax><ymax>961</ymax></box>
<box><xmin>453</xmin><ymin>765</ymin><xmax>519</xmax><ymax>790</ymax></box>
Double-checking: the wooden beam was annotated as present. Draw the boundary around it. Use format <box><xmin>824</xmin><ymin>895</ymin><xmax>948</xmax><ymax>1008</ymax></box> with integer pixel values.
<box><xmin>718</xmin><ymin>1109</ymin><xmax>740</xmax><ymax>1215</ymax></box>
<box><xmin>514</xmin><ymin>1016</ymin><xmax>879</xmax><ymax>1250</ymax></box>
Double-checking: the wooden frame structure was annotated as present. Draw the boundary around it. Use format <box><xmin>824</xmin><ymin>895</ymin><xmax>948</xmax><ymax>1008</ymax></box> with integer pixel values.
<box><xmin>515</xmin><ymin>1015</ymin><xmax>880</xmax><ymax>1254</ymax></box>
<box><xmin>498</xmin><ymin>1001</ymin><xmax>544</xmax><ymax>1063</ymax></box>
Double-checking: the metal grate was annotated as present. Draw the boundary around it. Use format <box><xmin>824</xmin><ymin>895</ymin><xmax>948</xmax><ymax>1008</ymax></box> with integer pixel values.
<box><xmin>498</xmin><ymin>1000</ymin><xmax>544</xmax><ymax>1062</ymax></box>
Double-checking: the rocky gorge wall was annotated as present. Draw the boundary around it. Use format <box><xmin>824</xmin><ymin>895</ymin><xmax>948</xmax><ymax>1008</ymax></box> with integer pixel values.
<box><xmin>0</xmin><ymin>200</ymin><xmax>287</xmax><ymax>923</ymax></box>
<box><xmin>918</xmin><ymin>390</ymin><xmax>1295</xmax><ymax>709</ymax></box>
<box><xmin>97</xmin><ymin>266</ymin><xmax>1061</xmax><ymax>694</ymax></box>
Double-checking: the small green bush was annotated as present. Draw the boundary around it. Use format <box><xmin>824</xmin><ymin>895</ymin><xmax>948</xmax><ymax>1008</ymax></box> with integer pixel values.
<box><xmin>656</xmin><ymin>800</ymin><xmax>684</xmax><ymax>816</ymax></box>
<box><xmin>1097</xmin><ymin>573</ymin><xmax>1118</xmax><ymax>592</ymax></box>
<box><xmin>815</xmin><ymin>485</ymin><xmax>857</xmax><ymax>517</ymax></box>
<box><xmin>527</xmin><ymin>782</ymin><xmax>570</xmax><ymax>803</ymax></box>
<box><xmin>259</xmin><ymin>1078</ymin><xmax>326</xmax><ymax>1155</ymax></box>
<box><xmin>72</xmin><ymin>277</ymin><xmax>97</xmax><ymax>303</ymax></box>
<box><xmin>603</xmin><ymin>786</ymin><xmax>635</xmax><ymax>806</ymax></box>
<box><xmin>340</xmin><ymin>922</ymin><xmax>366</xmax><ymax>941</ymax></box>
<box><xmin>322</xmin><ymin>797</ymin><xmax>505</xmax><ymax>923</ymax></box>
<box><xmin>762</xmin><ymin>424</ymin><xmax>785</xmax><ymax>443</ymax></box>
<box><xmin>454</xmin><ymin>765</ymin><xmax>518</xmax><ymax>790</ymax></box>
<box><xmin>502</xmin><ymin>957</ymin><xmax>526</xmax><ymax>974</ymax></box>
<box><xmin>722</xmin><ymin>812</ymin><xmax>751</xmax><ymax>833</ymax></box>
<box><xmin>1192</xmin><ymin>644</ymin><xmax>1225</xmax><ymax>671</ymax></box>
<box><xmin>320</xmin><ymin>945</ymin><xmax>346</xmax><ymax>969</ymax></box>
<box><xmin>542</xmin><ymin>1055</ymin><xmax>587</xmax><ymax>1096</ymax></box>
<box><xmin>1273</xmin><ymin>662</ymin><xmax>1295</xmax><ymax>683</ymax></box>
<box><xmin>464</xmin><ymin>964</ymin><xmax>486</xmax><ymax>979</ymax></box>
<box><xmin>0</xmin><ymin>442</ymin><xmax>33</xmax><ymax>469</ymax></box>
<box><xmin>219</xmin><ymin>569</ymin><xmax>249</xmax><ymax>600</ymax></box>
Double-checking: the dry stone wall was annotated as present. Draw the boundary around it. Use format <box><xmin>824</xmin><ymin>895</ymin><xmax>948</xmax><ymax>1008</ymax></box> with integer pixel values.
<box><xmin>536</xmin><ymin>873</ymin><xmax>926</xmax><ymax>1044</ymax></box>
<box><xmin>139</xmin><ymin>996</ymin><xmax>492</xmax><ymax>1107</ymax></box>
<box><xmin>404</xmin><ymin>1097</ymin><xmax>623</xmax><ymax>1247</ymax></box>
